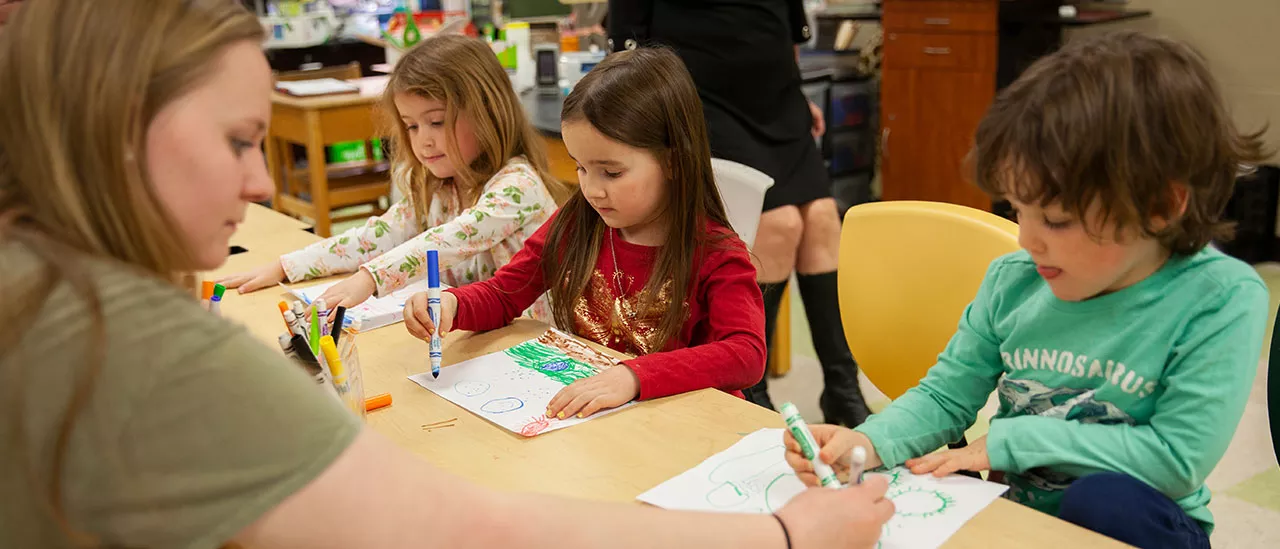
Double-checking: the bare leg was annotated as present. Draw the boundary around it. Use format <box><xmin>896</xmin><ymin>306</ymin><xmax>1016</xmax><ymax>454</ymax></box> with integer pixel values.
<box><xmin>795</xmin><ymin>198</ymin><xmax>841</xmax><ymax>275</ymax></box>
<box><xmin>751</xmin><ymin>206</ymin><xmax>803</xmax><ymax>283</ymax></box>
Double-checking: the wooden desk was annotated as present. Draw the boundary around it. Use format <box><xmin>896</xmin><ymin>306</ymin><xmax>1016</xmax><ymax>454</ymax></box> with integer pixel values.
<box><xmin>210</xmin><ymin>206</ymin><xmax>1128</xmax><ymax>548</ymax></box>
<box><xmin>243</xmin><ymin>202</ymin><xmax>312</xmax><ymax>233</ymax></box>
<box><xmin>224</xmin><ymin>204</ymin><xmax>321</xmax><ymax>272</ymax></box>
<box><xmin>230</xmin><ymin>203</ymin><xmax>312</xmax><ymax>248</ymax></box>
<box><xmin>268</xmin><ymin>77</ymin><xmax>391</xmax><ymax>237</ymax></box>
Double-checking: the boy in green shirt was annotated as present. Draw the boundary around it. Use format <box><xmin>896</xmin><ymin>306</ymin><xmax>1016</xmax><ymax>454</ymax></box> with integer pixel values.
<box><xmin>785</xmin><ymin>31</ymin><xmax>1271</xmax><ymax>549</ymax></box>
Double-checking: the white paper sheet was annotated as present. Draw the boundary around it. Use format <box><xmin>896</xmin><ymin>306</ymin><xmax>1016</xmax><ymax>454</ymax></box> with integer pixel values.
<box><xmin>286</xmin><ymin>278</ymin><xmax>437</xmax><ymax>333</ymax></box>
<box><xmin>275</xmin><ymin>78</ymin><xmax>360</xmax><ymax>96</ymax></box>
<box><xmin>409</xmin><ymin>329</ymin><xmax>634</xmax><ymax>437</ymax></box>
<box><xmin>636</xmin><ymin>429</ymin><xmax>805</xmax><ymax>514</ymax></box>
<box><xmin>637</xmin><ymin>429</ymin><xmax>1009</xmax><ymax>549</ymax></box>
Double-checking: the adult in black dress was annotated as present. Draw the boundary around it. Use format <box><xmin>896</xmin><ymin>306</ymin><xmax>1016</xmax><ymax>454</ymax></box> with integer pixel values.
<box><xmin>608</xmin><ymin>0</ymin><xmax>870</xmax><ymax>426</ymax></box>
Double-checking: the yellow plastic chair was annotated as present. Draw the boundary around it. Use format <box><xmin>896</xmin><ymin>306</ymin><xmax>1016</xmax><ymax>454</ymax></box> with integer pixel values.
<box><xmin>838</xmin><ymin>201</ymin><xmax>1019</xmax><ymax>400</ymax></box>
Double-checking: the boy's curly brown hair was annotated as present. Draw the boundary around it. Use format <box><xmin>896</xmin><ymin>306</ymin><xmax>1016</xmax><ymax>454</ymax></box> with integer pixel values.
<box><xmin>970</xmin><ymin>31</ymin><xmax>1271</xmax><ymax>254</ymax></box>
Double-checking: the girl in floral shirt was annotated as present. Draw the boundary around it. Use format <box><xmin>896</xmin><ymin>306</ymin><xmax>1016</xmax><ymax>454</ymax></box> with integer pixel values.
<box><xmin>221</xmin><ymin>35</ymin><xmax>569</xmax><ymax>320</ymax></box>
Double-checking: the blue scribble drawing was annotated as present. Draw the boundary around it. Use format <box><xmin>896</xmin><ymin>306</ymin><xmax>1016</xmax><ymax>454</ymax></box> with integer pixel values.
<box><xmin>454</xmin><ymin>381</ymin><xmax>492</xmax><ymax>397</ymax></box>
<box><xmin>540</xmin><ymin>360</ymin><xmax>571</xmax><ymax>372</ymax></box>
<box><xmin>480</xmin><ymin>397</ymin><xmax>524</xmax><ymax>414</ymax></box>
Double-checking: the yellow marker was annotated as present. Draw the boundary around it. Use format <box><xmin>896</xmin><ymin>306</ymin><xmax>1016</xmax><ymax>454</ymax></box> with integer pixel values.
<box><xmin>319</xmin><ymin>336</ymin><xmax>345</xmax><ymax>386</ymax></box>
<box><xmin>320</xmin><ymin>335</ymin><xmax>362</xmax><ymax>416</ymax></box>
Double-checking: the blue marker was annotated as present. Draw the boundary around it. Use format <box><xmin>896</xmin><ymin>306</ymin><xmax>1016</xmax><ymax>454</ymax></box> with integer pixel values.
<box><xmin>427</xmin><ymin>250</ymin><xmax>442</xmax><ymax>379</ymax></box>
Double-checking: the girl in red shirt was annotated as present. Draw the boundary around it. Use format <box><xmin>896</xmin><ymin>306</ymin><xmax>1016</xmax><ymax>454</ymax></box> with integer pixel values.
<box><xmin>404</xmin><ymin>46</ymin><xmax>766</xmax><ymax>420</ymax></box>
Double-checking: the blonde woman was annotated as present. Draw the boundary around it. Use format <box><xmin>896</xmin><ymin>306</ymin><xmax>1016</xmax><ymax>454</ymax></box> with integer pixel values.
<box><xmin>221</xmin><ymin>34</ymin><xmax>571</xmax><ymax>321</ymax></box>
<box><xmin>0</xmin><ymin>1</ymin><xmax>891</xmax><ymax>548</ymax></box>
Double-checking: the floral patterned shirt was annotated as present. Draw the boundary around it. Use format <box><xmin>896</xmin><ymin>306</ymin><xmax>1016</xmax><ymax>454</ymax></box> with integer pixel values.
<box><xmin>280</xmin><ymin>156</ymin><xmax>556</xmax><ymax>321</ymax></box>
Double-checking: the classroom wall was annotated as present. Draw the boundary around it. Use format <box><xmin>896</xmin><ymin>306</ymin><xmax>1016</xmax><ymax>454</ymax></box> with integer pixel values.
<box><xmin>1065</xmin><ymin>0</ymin><xmax>1280</xmax><ymax>164</ymax></box>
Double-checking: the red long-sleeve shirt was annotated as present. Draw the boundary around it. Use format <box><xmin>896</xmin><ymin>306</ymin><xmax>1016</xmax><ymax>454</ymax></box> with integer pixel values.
<box><xmin>447</xmin><ymin>214</ymin><xmax>766</xmax><ymax>400</ymax></box>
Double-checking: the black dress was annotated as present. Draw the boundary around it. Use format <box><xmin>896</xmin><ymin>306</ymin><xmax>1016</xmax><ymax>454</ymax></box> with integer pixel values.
<box><xmin>608</xmin><ymin>0</ymin><xmax>829</xmax><ymax>211</ymax></box>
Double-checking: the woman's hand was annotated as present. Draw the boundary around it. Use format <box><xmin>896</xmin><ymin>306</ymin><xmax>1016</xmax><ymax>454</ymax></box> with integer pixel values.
<box><xmin>808</xmin><ymin>100</ymin><xmax>826</xmax><ymax>138</ymax></box>
<box><xmin>776</xmin><ymin>475</ymin><xmax>894</xmax><ymax>549</ymax></box>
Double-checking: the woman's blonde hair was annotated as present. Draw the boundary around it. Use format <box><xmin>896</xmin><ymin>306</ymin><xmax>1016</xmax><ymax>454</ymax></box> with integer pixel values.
<box><xmin>382</xmin><ymin>34</ymin><xmax>571</xmax><ymax>224</ymax></box>
<box><xmin>0</xmin><ymin>0</ymin><xmax>264</xmax><ymax>543</ymax></box>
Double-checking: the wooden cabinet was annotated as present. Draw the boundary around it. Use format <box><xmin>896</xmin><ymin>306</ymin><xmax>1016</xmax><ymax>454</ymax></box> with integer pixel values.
<box><xmin>880</xmin><ymin>0</ymin><xmax>997</xmax><ymax>211</ymax></box>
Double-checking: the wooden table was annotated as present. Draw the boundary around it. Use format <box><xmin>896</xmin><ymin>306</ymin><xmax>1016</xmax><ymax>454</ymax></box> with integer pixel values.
<box><xmin>267</xmin><ymin>77</ymin><xmax>391</xmax><ymax>237</ymax></box>
<box><xmin>230</xmin><ymin>203</ymin><xmax>311</xmax><ymax>247</ymax></box>
<box><xmin>211</xmin><ymin>207</ymin><xmax>1129</xmax><ymax>548</ymax></box>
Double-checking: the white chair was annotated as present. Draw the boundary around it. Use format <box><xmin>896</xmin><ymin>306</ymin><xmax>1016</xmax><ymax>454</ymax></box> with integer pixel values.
<box><xmin>711</xmin><ymin>158</ymin><xmax>774</xmax><ymax>248</ymax></box>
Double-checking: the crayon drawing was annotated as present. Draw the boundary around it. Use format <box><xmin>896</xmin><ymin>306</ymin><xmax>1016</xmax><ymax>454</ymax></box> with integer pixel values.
<box><xmin>409</xmin><ymin>328</ymin><xmax>634</xmax><ymax>437</ymax></box>
<box><xmin>504</xmin><ymin>338</ymin><xmax>601</xmax><ymax>386</ymax></box>
<box><xmin>518</xmin><ymin>415</ymin><xmax>552</xmax><ymax>436</ymax></box>
<box><xmin>480</xmin><ymin>397</ymin><xmax>524</xmax><ymax>414</ymax></box>
<box><xmin>638</xmin><ymin>429</ymin><xmax>1009</xmax><ymax>549</ymax></box>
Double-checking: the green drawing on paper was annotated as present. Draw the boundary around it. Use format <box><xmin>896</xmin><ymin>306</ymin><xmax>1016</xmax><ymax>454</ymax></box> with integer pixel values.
<box><xmin>504</xmin><ymin>340</ymin><xmax>599</xmax><ymax>386</ymax></box>
<box><xmin>762</xmin><ymin>473</ymin><xmax>794</xmax><ymax>513</ymax></box>
<box><xmin>702</xmin><ymin>443</ymin><xmax>800</xmax><ymax>513</ymax></box>
<box><xmin>888</xmin><ymin>486</ymin><xmax>955</xmax><ymax>518</ymax></box>
<box><xmin>884</xmin><ymin>468</ymin><xmax>906</xmax><ymax>488</ymax></box>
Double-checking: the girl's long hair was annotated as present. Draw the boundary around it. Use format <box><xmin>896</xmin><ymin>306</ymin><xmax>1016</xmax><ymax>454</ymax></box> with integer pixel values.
<box><xmin>545</xmin><ymin>46</ymin><xmax>733</xmax><ymax>351</ymax></box>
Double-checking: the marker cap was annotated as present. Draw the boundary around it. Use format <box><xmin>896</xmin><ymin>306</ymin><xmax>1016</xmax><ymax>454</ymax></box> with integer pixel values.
<box><xmin>427</xmin><ymin>250</ymin><xmax>440</xmax><ymax>287</ymax></box>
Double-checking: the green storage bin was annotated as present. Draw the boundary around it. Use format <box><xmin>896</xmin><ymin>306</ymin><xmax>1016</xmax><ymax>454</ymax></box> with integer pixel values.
<box><xmin>328</xmin><ymin>139</ymin><xmax>385</xmax><ymax>163</ymax></box>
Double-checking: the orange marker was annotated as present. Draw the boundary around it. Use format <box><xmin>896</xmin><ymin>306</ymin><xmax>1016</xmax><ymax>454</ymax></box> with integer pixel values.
<box><xmin>277</xmin><ymin>301</ymin><xmax>292</xmax><ymax>332</ymax></box>
<box><xmin>200</xmin><ymin>281</ymin><xmax>215</xmax><ymax>310</ymax></box>
<box><xmin>364</xmin><ymin>392</ymin><xmax>392</xmax><ymax>412</ymax></box>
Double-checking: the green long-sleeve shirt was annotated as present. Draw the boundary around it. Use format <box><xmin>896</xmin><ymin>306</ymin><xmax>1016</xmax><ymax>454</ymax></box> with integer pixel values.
<box><xmin>856</xmin><ymin>248</ymin><xmax>1268</xmax><ymax>532</ymax></box>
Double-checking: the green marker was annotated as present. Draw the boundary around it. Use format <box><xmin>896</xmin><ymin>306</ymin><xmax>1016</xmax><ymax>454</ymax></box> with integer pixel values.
<box><xmin>309</xmin><ymin>301</ymin><xmax>321</xmax><ymax>357</ymax></box>
<box><xmin>781</xmin><ymin>402</ymin><xmax>842</xmax><ymax>489</ymax></box>
<box><xmin>209</xmin><ymin>284</ymin><xmax>226</xmax><ymax>317</ymax></box>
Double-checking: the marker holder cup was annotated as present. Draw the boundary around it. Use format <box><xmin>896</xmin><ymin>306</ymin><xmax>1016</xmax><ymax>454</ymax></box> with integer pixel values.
<box><xmin>312</xmin><ymin>327</ymin><xmax>368</xmax><ymax>422</ymax></box>
<box><xmin>328</xmin><ymin>328</ymin><xmax>367</xmax><ymax>421</ymax></box>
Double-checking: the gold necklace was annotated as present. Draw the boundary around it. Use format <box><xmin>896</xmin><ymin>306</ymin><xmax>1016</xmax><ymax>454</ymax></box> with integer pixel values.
<box><xmin>608</xmin><ymin>229</ymin><xmax>631</xmax><ymax>340</ymax></box>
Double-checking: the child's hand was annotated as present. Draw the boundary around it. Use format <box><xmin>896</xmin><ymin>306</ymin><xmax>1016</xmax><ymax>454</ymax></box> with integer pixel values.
<box><xmin>905</xmin><ymin>435</ymin><xmax>990</xmax><ymax>477</ymax></box>
<box><xmin>545</xmin><ymin>365</ymin><xmax>640</xmax><ymax>419</ymax></box>
<box><xmin>403</xmin><ymin>291</ymin><xmax>456</xmax><ymax>340</ymax></box>
<box><xmin>218</xmin><ymin>260</ymin><xmax>286</xmax><ymax>294</ymax></box>
<box><xmin>318</xmin><ymin>270</ymin><xmax>377</xmax><ymax>319</ymax></box>
<box><xmin>784</xmin><ymin>425</ymin><xmax>883</xmax><ymax>487</ymax></box>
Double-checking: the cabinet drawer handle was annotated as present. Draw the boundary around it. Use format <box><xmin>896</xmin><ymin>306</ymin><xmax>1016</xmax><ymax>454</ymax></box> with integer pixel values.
<box><xmin>923</xmin><ymin>47</ymin><xmax>952</xmax><ymax>55</ymax></box>
<box><xmin>923</xmin><ymin>17</ymin><xmax>951</xmax><ymax>26</ymax></box>
<box><xmin>881</xmin><ymin>128</ymin><xmax>891</xmax><ymax>157</ymax></box>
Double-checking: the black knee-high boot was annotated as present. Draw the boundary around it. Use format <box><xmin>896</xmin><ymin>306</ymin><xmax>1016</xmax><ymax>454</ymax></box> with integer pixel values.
<box><xmin>796</xmin><ymin>271</ymin><xmax>871</xmax><ymax>427</ymax></box>
<box><xmin>744</xmin><ymin>281</ymin><xmax>787</xmax><ymax>410</ymax></box>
